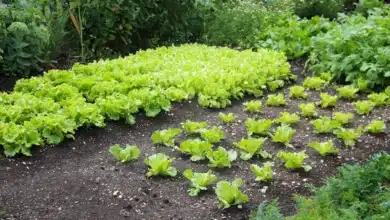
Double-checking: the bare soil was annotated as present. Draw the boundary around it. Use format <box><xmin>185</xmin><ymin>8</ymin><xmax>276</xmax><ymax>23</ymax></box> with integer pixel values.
<box><xmin>1</xmin><ymin>61</ymin><xmax>390</xmax><ymax>220</ymax></box>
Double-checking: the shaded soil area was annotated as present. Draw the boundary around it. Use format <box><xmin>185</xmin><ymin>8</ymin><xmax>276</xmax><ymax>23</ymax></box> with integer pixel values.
<box><xmin>1</xmin><ymin>61</ymin><xmax>390</xmax><ymax>220</ymax></box>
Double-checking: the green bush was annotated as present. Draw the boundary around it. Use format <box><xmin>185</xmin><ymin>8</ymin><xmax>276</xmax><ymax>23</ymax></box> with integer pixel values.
<box><xmin>293</xmin><ymin>0</ymin><xmax>345</xmax><ymax>18</ymax></box>
<box><xmin>250</xmin><ymin>152</ymin><xmax>390</xmax><ymax>219</ymax></box>
<box><xmin>356</xmin><ymin>0</ymin><xmax>385</xmax><ymax>15</ymax></box>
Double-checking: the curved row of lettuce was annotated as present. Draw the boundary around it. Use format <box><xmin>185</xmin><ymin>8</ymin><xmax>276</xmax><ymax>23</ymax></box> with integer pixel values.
<box><xmin>0</xmin><ymin>44</ymin><xmax>294</xmax><ymax>157</ymax></box>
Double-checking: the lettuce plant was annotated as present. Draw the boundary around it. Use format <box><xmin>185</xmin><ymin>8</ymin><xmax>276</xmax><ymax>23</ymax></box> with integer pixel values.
<box><xmin>368</xmin><ymin>93</ymin><xmax>389</xmax><ymax>106</ymax></box>
<box><xmin>365</xmin><ymin>120</ymin><xmax>386</xmax><ymax>134</ymax></box>
<box><xmin>183</xmin><ymin>169</ymin><xmax>217</xmax><ymax>196</ymax></box>
<box><xmin>337</xmin><ymin>86</ymin><xmax>359</xmax><ymax>99</ymax></box>
<box><xmin>319</xmin><ymin>93</ymin><xmax>338</xmax><ymax>108</ymax></box>
<box><xmin>215</xmin><ymin>179</ymin><xmax>249</xmax><ymax>209</ymax></box>
<box><xmin>145</xmin><ymin>153</ymin><xmax>177</xmax><ymax>177</ymax></box>
<box><xmin>206</xmin><ymin>147</ymin><xmax>237</xmax><ymax>168</ymax></box>
<box><xmin>289</xmin><ymin>86</ymin><xmax>308</xmax><ymax>99</ymax></box>
<box><xmin>243</xmin><ymin>101</ymin><xmax>263</xmax><ymax>113</ymax></box>
<box><xmin>179</xmin><ymin>139</ymin><xmax>213</xmax><ymax>161</ymax></box>
<box><xmin>151</xmin><ymin>128</ymin><xmax>182</xmax><ymax>147</ymax></box>
<box><xmin>333</xmin><ymin>127</ymin><xmax>363</xmax><ymax>148</ymax></box>
<box><xmin>245</xmin><ymin>118</ymin><xmax>273</xmax><ymax>136</ymax></box>
<box><xmin>109</xmin><ymin>144</ymin><xmax>140</xmax><ymax>163</ymax></box>
<box><xmin>277</xmin><ymin>151</ymin><xmax>312</xmax><ymax>172</ymax></box>
<box><xmin>271</xmin><ymin>125</ymin><xmax>296</xmax><ymax>148</ymax></box>
<box><xmin>200</xmin><ymin>127</ymin><xmax>225</xmax><ymax>144</ymax></box>
<box><xmin>354</xmin><ymin>100</ymin><xmax>375</xmax><ymax>115</ymax></box>
<box><xmin>266</xmin><ymin>93</ymin><xmax>287</xmax><ymax>106</ymax></box>
<box><xmin>299</xmin><ymin>103</ymin><xmax>317</xmax><ymax>118</ymax></box>
<box><xmin>354</xmin><ymin>77</ymin><xmax>370</xmax><ymax>93</ymax></box>
<box><xmin>250</xmin><ymin>162</ymin><xmax>273</xmax><ymax>182</ymax></box>
<box><xmin>274</xmin><ymin>112</ymin><xmax>300</xmax><ymax>125</ymax></box>
<box><xmin>303</xmin><ymin>76</ymin><xmax>326</xmax><ymax>90</ymax></box>
<box><xmin>311</xmin><ymin>116</ymin><xmax>341</xmax><ymax>134</ymax></box>
<box><xmin>308</xmin><ymin>140</ymin><xmax>339</xmax><ymax>156</ymax></box>
<box><xmin>233</xmin><ymin>137</ymin><xmax>270</xmax><ymax>160</ymax></box>
<box><xmin>318</xmin><ymin>72</ymin><xmax>333</xmax><ymax>82</ymax></box>
<box><xmin>218</xmin><ymin>112</ymin><xmax>235</xmax><ymax>123</ymax></box>
<box><xmin>181</xmin><ymin>120</ymin><xmax>208</xmax><ymax>134</ymax></box>
<box><xmin>332</xmin><ymin>112</ymin><xmax>354</xmax><ymax>125</ymax></box>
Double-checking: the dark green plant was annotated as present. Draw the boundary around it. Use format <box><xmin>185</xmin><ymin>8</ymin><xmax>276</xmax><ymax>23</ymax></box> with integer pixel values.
<box><xmin>293</xmin><ymin>0</ymin><xmax>344</xmax><ymax>18</ymax></box>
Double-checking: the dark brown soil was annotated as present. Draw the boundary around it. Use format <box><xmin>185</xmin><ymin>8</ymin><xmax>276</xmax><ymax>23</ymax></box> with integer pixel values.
<box><xmin>1</xmin><ymin>61</ymin><xmax>390</xmax><ymax>220</ymax></box>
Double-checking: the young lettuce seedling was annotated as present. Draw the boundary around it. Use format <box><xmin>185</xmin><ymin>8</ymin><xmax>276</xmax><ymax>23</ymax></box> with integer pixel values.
<box><xmin>233</xmin><ymin>137</ymin><xmax>271</xmax><ymax>160</ymax></box>
<box><xmin>368</xmin><ymin>93</ymin><xmax>389</xmax><ymax>106</ymax></box>
<box><xmin>319</xmin><ymin>93</ymin><xmax>338</xmax><ymax>108</ymax></box>
<box><xmin>266</xmin><ymin>93</ymin><xmax>287</xmax><ymax>106</ymax></box>
<box><xmin>109</xmin><ymin>144</ymin><xmax>140</xmax><ymax>163</ymax></box>
<box><xmin>337</xmin><ymin>86</ymin><xmax>359</xmax><ymax>99</ymax></box>
<box><xmin>311</xmin><ymin>116</ymin><xmax>342</xmax><ymax>134</ymax></box>
<box><xmin>365</xmin><ymin>120</ymin><xmax>386</xmax><ymax>134</ymax></box>
<box><xmin>181</xmin><ymin>120</ymin><xmax>207</xmax><ymax>134</ymax></box>
<box><xmin>303</xmin><ymin>76</ymin><xmax>326</xmax><ymax>90</ymax></box>
<box><xmin>183</xmin><ymin>169</ymin><xmax>217</xmax><ymax>196</ymax></box>
<box><xmin>318</xmin><ymin>72</ymin><xmax>333</xmax><ymax>82</ymax></box>
<box><xmin>218</xmin><ymin>112</ymin><xmax>235</xmax><ymax>123</ymax></box>
<box><xmin>245</xmin><ymin>118</ymin><xmax>273</xmax><ymax>136</ymax></box>
<box><xmin>179</xmin><ymin>139</ymin><xmax>213</xmax><ymax>161</ymax></box>
<box><xmin>250</xmin><ymin>162</ymin><xmax>273</xmax><ymax>182</ymax></box>
<box><xmin>200</xmin><ymin>127</ymin><xmax>225</xmax><ymax>144</ymax></box>
<box><xmin>333</xmin><ymin>127</ymin><xmax>363</xmax><ymax>148</ymax></box>
<box><xmin>332</xmin><ymin>112</ymin><xmax>354</xmax><ymax>125</ymax></box>
<box><xmin>299</xmin><ymin>103</ymin><xmax>317</xmax><ymax>118</ymax></box>
<box><xmin>215</xmin><ymin>178</ymin><xmax>249</xmax><ymax>209</ymax></box>
<box><xmin>151</xmin><ymin>128</ymin><xmax>182</xmax><ymax>147</ymax></box>
<box><xmin>145</xmin><ymin>153</ymin><xmax>177</xmax><ymax>177</ymax></box>
<box><xmin>243</xmin><ymin>101</ymin><xmax>263</xmax><ymax>113</ymax></box>
<box><xmin>354</xmin><ymin>100</ymin><xmax>375</xmax><ymax>115</ymax></box>
<box><xmin>271</xmin><ymin>125</ymin><xmax>296</xmax><ymax>148</ymax></box>
<box><xmin>274</xmin><ymin>112</ymin><xmax>300</xmax><ymax>125</ymax></box>
<box><xmin>289</xmin><ymin>86</ymin><xmax>308</xmax><ymax>99</ymax></box>
<box><xmin>206</xmin><ymin>147</ymin><xmax>237</xmax><ymax>168</ymax></box>
<box><xmin>308</xmin><ymin>140</ymin><xmax>339</xmax><ymax>156</ymax></box>
<box><xmin>277</xmin><ymin>151</ymin><xmax>312</xmax><ymax>172</ymax></box>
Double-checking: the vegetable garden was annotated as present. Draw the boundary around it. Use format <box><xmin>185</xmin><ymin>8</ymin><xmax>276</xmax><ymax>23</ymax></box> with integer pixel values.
<box><xmin>1</xmin><ymin>1</ymin><xmax>390</xmax><ymax>220</ymax></box>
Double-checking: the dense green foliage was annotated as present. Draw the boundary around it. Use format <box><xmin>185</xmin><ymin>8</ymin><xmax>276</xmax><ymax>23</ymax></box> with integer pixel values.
<box><xmin>0</xmin><ymin>44</ymin><xmax>292</xmax><ymax>156</ymax></box>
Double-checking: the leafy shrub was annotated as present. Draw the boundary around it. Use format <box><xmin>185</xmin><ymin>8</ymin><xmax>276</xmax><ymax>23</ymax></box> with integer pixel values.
<box><xmin>145</xmin><ymin>153</ymin><xmax>177</xmax><ymax>177</ymax></box>
<box><xmin>109</xmin><ymin>144</ymin><xmax>140</xmax><ymax>163</ymax></box>
<box><xmin>245</xmin><ymin>118</ymin><xmax>273</xmax><ymax>136</ymax></box>
<box><xmin>293</xmin><ymin>0</ymin><xmax>344</xmax><ymax>18</ymax></box>
<box><xmin>218</xmin><ymin>112</ymin><xmax>235</xmax><ymax>123</ymax></box>
<box><xmin>233</xmin><ymin>137</ymin><xmax>270</xmax><ymax>160</ymax></box>
<box><xmin>309</xmin><ymin>7</ymin><xmax>390</xmax><ymax>88</ymax></box>
<box><xmin>179</xmin><ymin>139</ymin><xmax>213</xmax><ymax>161</ymax></box>
<box><xmin>365</xmin><ymin>120</ymin><xmax>386</xmax><ymax>133</ymax></box>
<box><xmin>183</xmin><ymin>169</ymin><xmax>217</xmax><ymax>196</ymax></box>
<box><xmin>200</xmin><ymin>127</ymin><xmax>225</xmax><ymax>144</ymax></box>
<box><xmin>151</xmin><ymin>128</ymin><xmax>182</xmax><ymax>147</ymax></box>
<box><xmin>271</xmin><ymin>124</ymin><xmax>296</xmax><ymax>148</ymax></box>
<box><xmin>277</xmin><ymin>151</ymin><xmax>312</xmax><ymax>171</ymax></box>
<box><xmin>289</xmin><ymin>86</ymin><xmax>308</xmax><ymax>99</ymax></box>
<box><xmin>309</xmin><ymin>140</ymin><xmax>339</xmax><ymax>156</ymax></box>
<box><xmin>215</xmin><ymin>178</ymin><xmax>249</xmax><ymax>209</ymax></box>
<box><xmin>207</xmin><ymin>147</ymin><xmax>238</xmax><ymax>168</ymax></box>
<box><xmin>356</xmin><ymin>0</ymin><xmax>385</xmax><ymax>15</ymax></box>
<box><xmin>250</xmin><ymin>162</ymin><xmax>273</xmax><ymax>182</ymax></box>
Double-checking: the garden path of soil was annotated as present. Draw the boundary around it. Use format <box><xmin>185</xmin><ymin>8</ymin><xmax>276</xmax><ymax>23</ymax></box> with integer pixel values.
<box><xmin>1</xmin><ymin>61</ymin><xmax>390</xmax><ymax>220</ymax></box>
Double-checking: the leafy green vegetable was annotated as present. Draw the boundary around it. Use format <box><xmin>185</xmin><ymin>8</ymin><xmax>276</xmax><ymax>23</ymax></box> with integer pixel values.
<box><xmin>144</xmin><ymin>153</ymin><xmax>177</xmax><ymax>177</ymax></box>
<box><xmin>181</xmin><ymin>120</ymin><xmax>208</xmax><ymax>134</ymax></box>
<box><xmin>277</xmin><ymin>151</ymin><xmax>312</xmax><ymax>171</ymax></box>
<box><xmin>303</xmin><ymin>77</ymin><xmax>326</xmax><ymax>90</ymax></box>
<box><xmin>289</xmin><ymin>86</ymin><xmax>308</xmax><ymax>99</ymax></box>
<box><xmin>245</xmin><ymin>118</ymin><xmax>273</xmax><ymax>136</ymax></box>
<box><xmin>311</xmin><ymin>116</ymin><xmax>341</xmax><ymax>134</ymax></box>
<box><xmin>308</xmin><ymin>140</ymin><xmax>339</xmax><ymax>156</ymax></box>
<box><xmin>233</xmin><ymin>137</ymin><xmax>270</xmax><ymax>160</ymax></box>
<box><xmin>337</xmin><ymin>86</ymin><xmax>359</xmax><ymax>100</ymax></box>
<box><xmin>271</xmin><ymin>125</ymin><xmax>296</xmax><ymax>148</ymax></box>
<box><xmin>207</xmin><ymin>147</ymin><xmax>237</xmax><ymax>168</ymax></box>
<box><xmin>333</xmin><ymin>127</ymin><xmax>363</xmax><ymax>148</ymax></box>
<box><xmin>319</xmin><ymin>93</ymin><xmax>338</xmax><ymax>108</ymax></box>
<box><xmin>332</xmin><ymin>112</ymin><xmax>354</xmax><ymax>125</ymax></box>
<box><xmin>179</xmin><ymin>139</ymin><xmax>213</xmax><ymax>161</ymax></box>
<box><xmin>318</xmin><ymin>72</ymin><xmax>333</xmax><ymax>82</ymax></box>
<box><xmin>274</xmin><ymin>112</ymin><xmax>300</xmax><ymax>125</ymax></box>
<box><xmin>250</xmin><ymin>162</ymin><xmax>273</xmax><ymax>182</ymax></box>
<box><xmin>151</xmin><ymin>128</ymin><xmax>181</xmax><ymax>147</ymax></box>
<box><xmin>218</xmin><ymin>112</ymin><xmax>235</xmax><ymax>123</ymax></box>
<box><xmin>299</xmin><ymin>103</ymin><xmax>317</xmax><ymax>118</ymax></box>
<box><xmin>215</xmin><ymin>178</ymin><xmax>249</xmax><ymax>209</ymax></box>
<box><xmin>266</xmin><ymin>93</ymin><xmax>287</xmax><ymax>106</ymax></box>
<box><xmin>354</xmin><ymin>100</ymin><xmax>375</xmax><ymax>115</ymax></box>
<box><xmin>109</xmin><ymin>144</ymin><xmax>141</xmax><ymax>163</ymax></box>
<box><xmin>365</xmin><ymin>120</ymin><xmax>386</xmax><ymax>134</ymax></box>
<box><xmin>368</xmin><ymin>93</ymin><xmax>388</xmax><ymax>106</ymax></box>
<box><xmin>354</xmin><ymin>77</ymin><xmax>371</xmax><ymax>93</ymax></box>
<box><xmin>243</xmin><ymin>101</ymin><xmax>263</xmax><ymax>113</ymax></box>
<box><xmin>200</xmin><ymin>127</ymin><xmax>225</xmax><ymax>144</ymax></box>
<box><xmin>183</xmin><ymin>169</ymin><xmax>217</xmax><ymax>196</ymax></box>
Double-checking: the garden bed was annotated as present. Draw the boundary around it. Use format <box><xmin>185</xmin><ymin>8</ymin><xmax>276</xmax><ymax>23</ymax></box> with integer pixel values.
<box><xmin>1</xmin><ymin>61</ymin><xmax>389</xmax><ymax>220</ymax></box>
